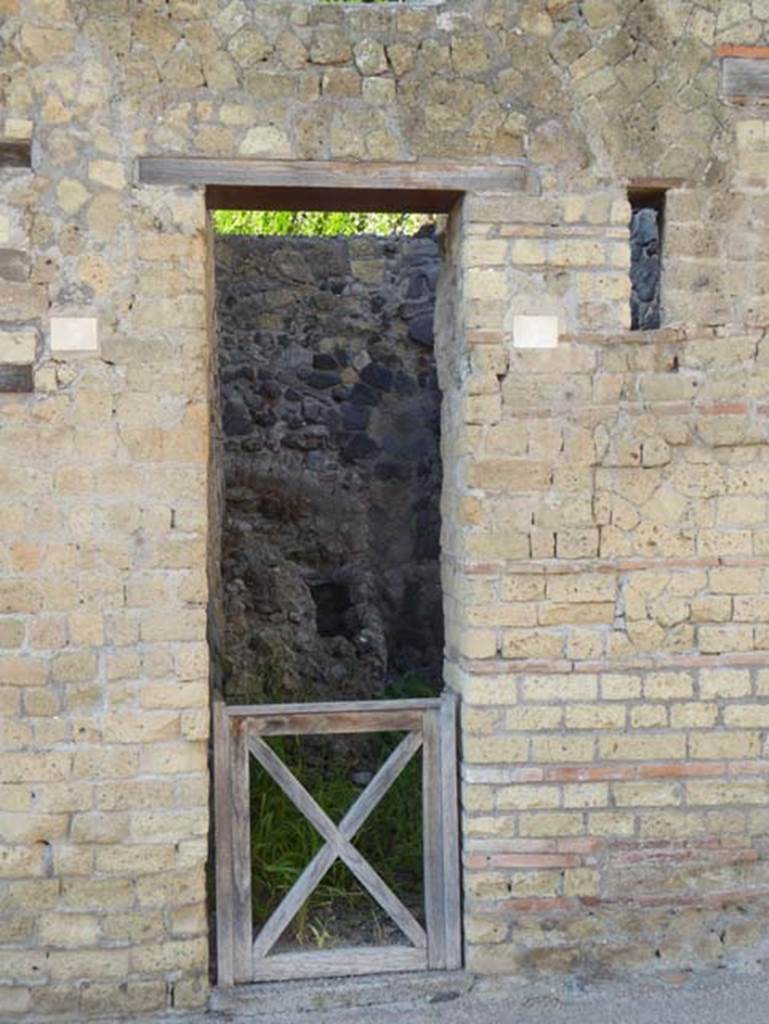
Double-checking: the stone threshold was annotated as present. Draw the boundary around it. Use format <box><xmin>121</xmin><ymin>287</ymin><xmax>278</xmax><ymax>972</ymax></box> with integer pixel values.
<box><xmin>209</xmin><ymin>970</ymin><xmax>473</xmax><ymax>1017</ymax></box>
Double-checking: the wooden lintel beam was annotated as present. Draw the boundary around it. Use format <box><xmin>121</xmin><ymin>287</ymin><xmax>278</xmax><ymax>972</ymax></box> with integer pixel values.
<box><xmin>137</xmin><ymin>156</ymin><xmax>530</xmax><ymax>212</ymax></box>
<box><xmin>627</xmin><ymin>177</ymin><xmax>685</xmax><ymax>192</ymax></box>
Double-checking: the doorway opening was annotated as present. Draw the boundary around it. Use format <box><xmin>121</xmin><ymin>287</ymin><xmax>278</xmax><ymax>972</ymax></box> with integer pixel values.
<box><xmin>214</xmin><ymin>212</ymin><xmax>444</xmax><ymax>708</ymax></box>
<box><xmin>207</xmin><ymin>188</ymin><xmax>460</xmax><ymax>984</ymax></box>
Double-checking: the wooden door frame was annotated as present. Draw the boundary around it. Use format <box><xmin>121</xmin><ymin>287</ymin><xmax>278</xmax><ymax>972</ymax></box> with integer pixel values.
<box><xmin>212</xmin><ymin>695</ymin><xmax>461</xmax><ymax>985</ymax></box>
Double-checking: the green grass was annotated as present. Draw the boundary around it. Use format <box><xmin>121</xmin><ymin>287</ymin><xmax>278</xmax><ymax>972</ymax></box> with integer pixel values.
<box><xmin>250</xmin><ymin>673</ymin><xmax>436</xmax><ymax>947</ymax></box>
<box><xmin>213</xmin><ymin>209</ymin><xmax>427</xmax><ymax>237</ymax></box>
<box><xmin>250</xmin><ymin>734</ymin><xmax>423</xmax><ymax>945</ymax></box>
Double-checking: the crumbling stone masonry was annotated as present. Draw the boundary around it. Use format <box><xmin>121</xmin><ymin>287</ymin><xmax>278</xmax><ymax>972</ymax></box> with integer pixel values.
<box><xmin>2</xmin><ymin>0</ymin><xmax>769</xmax><ymax>1019</ymax></box>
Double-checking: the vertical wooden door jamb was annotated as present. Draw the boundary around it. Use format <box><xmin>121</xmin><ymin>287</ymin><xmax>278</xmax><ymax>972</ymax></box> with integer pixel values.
<box><xmin>213</xmin><ymin>696</ymin><xmax>235</xmax><ymax>986</ymax></box>
<box><xmin>231</xmin><ymin>717</ymin><xmax>254</xmax><ymax>983</ymax></box>
<box><xmin>423</xmin><ymin>707</ymin><xmax>447</xmax><ymax>969</ymax></box>
<box><xmin>440</xmin><ymin>690</ymin><xmax>462</xmax><ymax>969</ymax></box>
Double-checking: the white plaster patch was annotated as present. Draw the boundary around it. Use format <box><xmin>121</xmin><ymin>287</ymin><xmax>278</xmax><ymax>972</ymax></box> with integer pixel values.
<box><xmin>0</xmin><ymin>213</ymin><xmax>9</xmax><ymax>246</ymax></box>
<box><xmin>50</xmin><ymin>317</ymin><xmax>99</xmax><ymax>355</ymax></box>
<box><xmin>512</xmin><ymin>315</ymin><xmax>559</xmax><ymax>349</ymax></box>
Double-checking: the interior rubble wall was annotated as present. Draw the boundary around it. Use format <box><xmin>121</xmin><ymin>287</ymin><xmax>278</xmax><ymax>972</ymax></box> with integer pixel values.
<box><xmin>215</xmin><ymin>233</ymin><xmax>443</xmax><ymax>707</ymax></box>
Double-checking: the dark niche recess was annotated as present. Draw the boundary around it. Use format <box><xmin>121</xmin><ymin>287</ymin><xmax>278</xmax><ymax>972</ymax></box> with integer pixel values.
<box><xmin>0</xmin><ymin>140</ymin><xmax>32</xmax><ymax>169</ymax></box>
<box><xmin>629</xmin><ymin>189</ymin><xmax>665</xmax><ymax>331</ymax></box>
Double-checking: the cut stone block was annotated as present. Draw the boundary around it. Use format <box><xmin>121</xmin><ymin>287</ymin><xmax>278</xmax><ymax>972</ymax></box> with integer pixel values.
<box><xmin>512</xmin><ymin>314</ymin><xmax>559</xmax><ymax>349</ymax></box>
<box><xmin>0</xmin><ymin>249</ymin><xmax>30</xmax><ymax>282</ymax></box>
<box><xmin>50</xmin><ymin>316</ymin><xmax>99</xmax><ymax>355</ymax></box>
<box><xmin>0</xmin><ymin>329</ymin><xmax>36</xmax><ymax>363</ymax></box>
<box><xmin>4</xmin><ymin>119</ymin><xmax>33</xmax><ymax>140</ymax></box>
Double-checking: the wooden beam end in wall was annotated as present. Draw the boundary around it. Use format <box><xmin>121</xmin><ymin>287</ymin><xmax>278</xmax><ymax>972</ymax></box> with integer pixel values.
<box><xmin>627</xmin><ymin>177</ymin><xmax>686</xmax><ymax>192</ymax></box>
<box><xmin>0</xmin><ymin>365</ymin><xmax>34</xmax><ymax>393</ymax></box>
<box><xmin>0</xmin><ymin>140</ymin><xmax>32</xmax><ymax>169</ymax></box>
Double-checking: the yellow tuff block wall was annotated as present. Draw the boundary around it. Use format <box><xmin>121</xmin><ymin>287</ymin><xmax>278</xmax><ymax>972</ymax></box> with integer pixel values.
<box><xmin>444</xmin><ymin>191</ymin><xmax>769</xmax><ymax>971</ymax></box>
<box><xmin>2</xmin><ymin>0</ymin><xmax>769</xmax><ymax>1016</ymax></box>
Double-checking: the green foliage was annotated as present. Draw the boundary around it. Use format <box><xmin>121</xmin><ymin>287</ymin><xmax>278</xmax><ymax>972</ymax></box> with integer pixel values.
<box><xmin>213</xmin><ymin>208</ymin><xmax>426</xmax><ymax>237</ymax></box>
<box><xmin>382</xmin><ymin>670</ymin><xmax>439</xmax><ymax>701</ymax></box>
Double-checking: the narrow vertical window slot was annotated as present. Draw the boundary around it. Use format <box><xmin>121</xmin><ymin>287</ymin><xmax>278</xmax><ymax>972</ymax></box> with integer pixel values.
<box><xmin>628</xmin><ymin>188</ymin><xmax>666</xmax><ymax>331</ymax></box>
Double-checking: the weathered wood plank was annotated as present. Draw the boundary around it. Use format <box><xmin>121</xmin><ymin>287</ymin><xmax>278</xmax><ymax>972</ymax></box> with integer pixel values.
<box><xmin>248</xmin><ymin>710</ymin><xmax>424</xmax><ymax>736</ymax></box>
<box><xmin>422</xmin><ymin>708</ymin><xmax>446</xmax><ymax>969</ymax></box>
<box><xmin>248</xmin><ymin>733</ymin><xmax>426</xmax><ymax>950</ymax></box>
<box><xmin>137</xmin><ymin>156</ymin><xmax>529</xmax><ymax>197</ymax></box>
<box><xmin>252</xmin><ymin>731</ymin><xmax>422</xmax><ymax>960</ymax></box>
<box><xmin>440</xmin><ymin>691</ymin><xmax>463</xmax><ymax>970</ymax></box>
<box><xmin>231</xmin><ymin>719</ymin><xmax>254</xmax><ymax>983</ymax></box>
<box><xmin>227</xmin><ymin>698</ymin><xmax>441</xmax><ymax>718</ymax></box>
<box><xmin>627</xmin><ymin>178</ymin><xmax>684</xmax><ymax>193</ymax></box>
<box><xmin>342</xmin><ymin>731</ymin><xmax>422</xmax><ymax>836</ymax></box>
<box><xmin>252</xmin><ymin>946</ymin><xmax>426</xmax><ymax>982</ymax></box>
<box><xmin>213</xmin><ymin>695</ymin><xmax>235</xmax><ymax>986</ymax></box>
<box><xmin>722</xmin><ymin>56</ymin><xmax>769</xmax><ymax>100</ymax></box>
<box><xmin>252</xmin><ymin>839</ymin><xmax>337</xmax><ymax>962</ymax></box>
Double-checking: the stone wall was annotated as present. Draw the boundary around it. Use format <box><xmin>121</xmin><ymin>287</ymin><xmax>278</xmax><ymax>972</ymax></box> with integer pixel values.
<box><xmin>215</xmin><ymin>232</ymin><xmax>443</xmax><ymax>704</ymax></box>
<box><xmin>445</xmin><ymin>188</ymin><xmax>769</xmax><ymax>973</ymax></box>
<box><xmin>2</xmin><ymin>0</ymin><xmax>769</xmax><ymax>1017</ymax></box>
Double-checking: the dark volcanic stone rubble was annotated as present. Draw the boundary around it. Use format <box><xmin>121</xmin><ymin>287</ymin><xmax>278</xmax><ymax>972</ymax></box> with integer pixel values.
<box><xmin>215</xmin><ymin>232</ymin><xmax>444</xmax><ymax>704</ymax></box>
<box><xmin>630</xmin><ymin>204</ymin><xmax>662</xmax><ymax>330</ymax></box>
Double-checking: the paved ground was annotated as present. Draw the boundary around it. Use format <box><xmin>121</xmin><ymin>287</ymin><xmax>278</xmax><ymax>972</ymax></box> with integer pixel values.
<box><xmin>264</xmin><ymin>972</ymin><xmax>769</xmax><ymax>1024</ymax></box>
<box><xmin>94</xmin><ymin>968</ymin><xmax>769</xmax><ymax>1024</ymax></box>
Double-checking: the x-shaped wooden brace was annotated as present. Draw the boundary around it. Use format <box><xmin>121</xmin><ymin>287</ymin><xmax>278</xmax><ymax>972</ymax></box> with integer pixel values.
<box><xmin>247</xmin><ymin>729</ymin><xmax>426</xmax><ymax>959</ymax></box>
